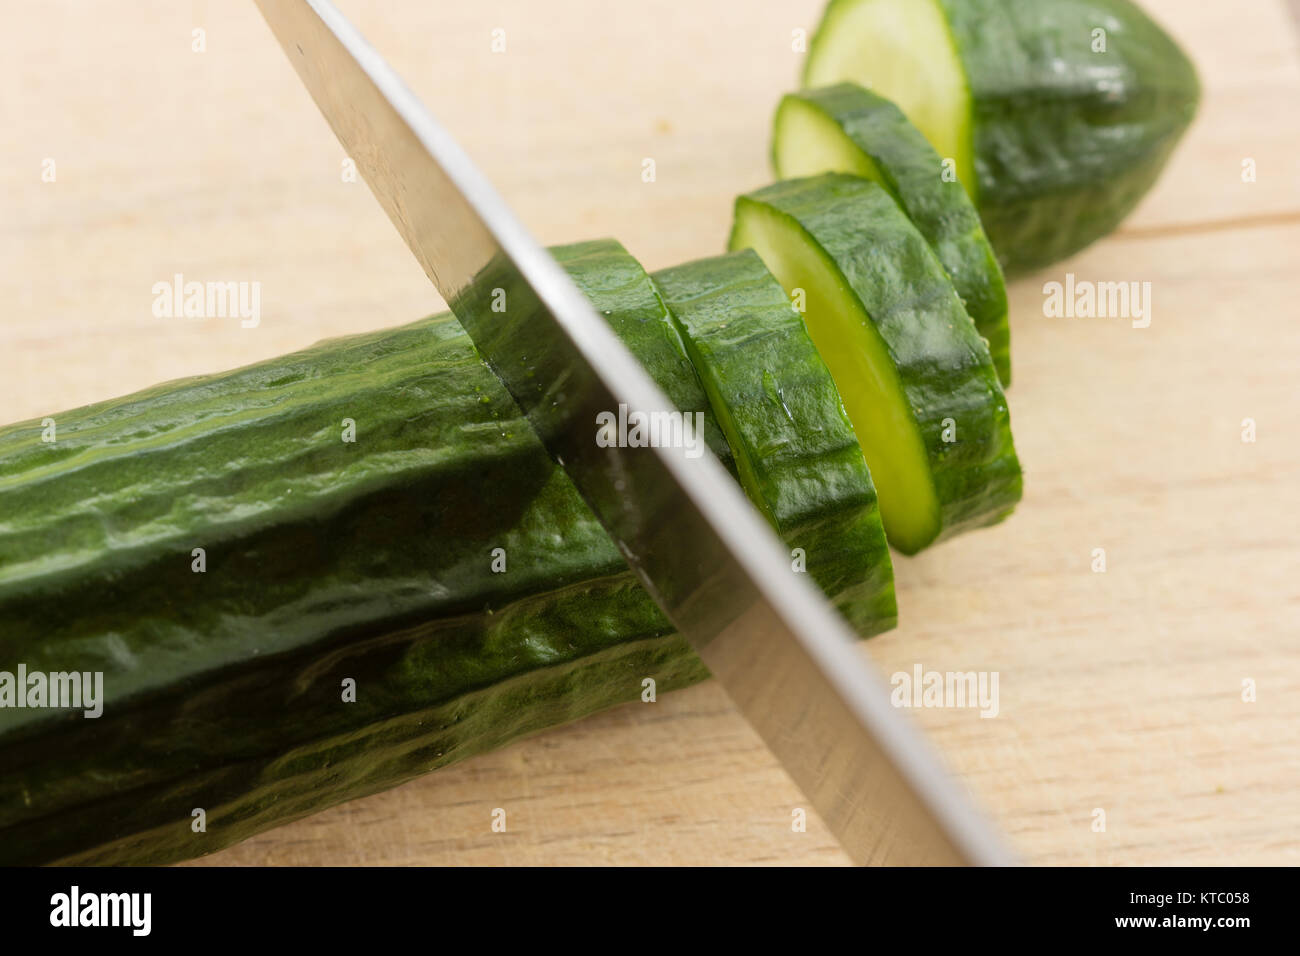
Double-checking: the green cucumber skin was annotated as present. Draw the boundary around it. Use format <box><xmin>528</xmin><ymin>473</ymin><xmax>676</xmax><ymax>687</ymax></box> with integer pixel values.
<box><xmin>652</xmin><ymin>250</ymin><xmax>897</xmax><ymax>637</ymax></box>
<box><xmin>803</xmin><ymin>0</ymin><xmax>1199</xmax><ymax>276</ymax></box>
<box><xmin>549</xmin><ymin>238</ymin><xmax>734</xmax><ymax>474</ymax></box>
<box><xmin>732</xmin><ymin>174</ymin><xmax>1022</xmax><ymax>551</ymax></box>
<box><xmin>0</xmin><ymin>237</ymin><xmax>891</xmax><ymax>863</ymax></box>
<box><xmin>0</xmin><ymin>313</ymin><xmax>704</xmax><ymax>864</ymax></box>
<box><xmin>938</xmin><ymin>0</ymin><xmax>1199</xmax><ymax>274</ymax></box>
<box><xmin>19</xmin><ymin>630</ymin><xmax>706</xmax><ymax>867</ymax></box>
<box><xmin>0</xmin><ymin>240</ymin><xmax>723</xmax><ymax>865</ymax></box>
<box><xmin>776</xmin><ymin>84</ymin><xmax>1011</xmax><ymax>384</ymax></box>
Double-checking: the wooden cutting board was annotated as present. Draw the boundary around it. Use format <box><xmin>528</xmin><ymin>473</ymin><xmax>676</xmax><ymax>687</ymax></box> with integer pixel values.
<box><xmin>2</xmin><ymin>0</ymin><xmax>1297</xmax><ymax>866</ymax></box>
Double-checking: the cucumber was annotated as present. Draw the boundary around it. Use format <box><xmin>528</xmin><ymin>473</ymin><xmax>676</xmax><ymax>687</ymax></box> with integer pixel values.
<box><xmin>652</xmin><ymin>250</ymin><xmax>896</xmax><ymax>637</ymax></box>
<box><xmin>804</xmin><ymin>0</ymin><xmax>1200</xmax><ymax>274</ymax></box>
<box><xmin>550</xmin><ymin>238</ymin><xmax>734</xmax><ymax>474</ymax></box>
<box><xmin>773</xmin><ymin>83</ymin><xmax>1011</xmax><ymax>385</ymax></box>
<box><xmin>0</xmin><ymin>240</ymin><xmax>891</xmax><ymax>863</ymax></box>
<box><xmin>729</xmin><ymin>173</ymin><xmax>1021</xmax><ymax>554</ymax></box>
<box><xmin>0</xmin><ymin>312</ymin><xmax>697</xmax><ymax>864</ymax></box>
<box><xmin>804</xmin><ymin>0</ymin><xmax>974</xmax><ymax>188</ymax></box>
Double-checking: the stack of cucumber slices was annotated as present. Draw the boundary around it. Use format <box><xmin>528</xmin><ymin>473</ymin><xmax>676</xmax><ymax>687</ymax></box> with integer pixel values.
<box><xmin>0</xmin><ymin>0</ymin><xmax>1197</xmax><ymax>864</ymax></box>
<box><xmin>800</xmin><ymin>0</ymin><xmax>1199</xmax><ymax>276</ymax></box>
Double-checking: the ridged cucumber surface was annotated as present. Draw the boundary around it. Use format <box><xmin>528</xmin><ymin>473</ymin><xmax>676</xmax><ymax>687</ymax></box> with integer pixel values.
<box><xmin>730</xmin><ymin>173</ymin><xmax>1022</xmax><ymax>554</ymax></box>
<box><xmin>652</xmin><ymin>250</ymin><xmax>896</xmax><ymax>637</ymax></box>
<box><xmin>551</xmin><ymin>238</ymin><xmax>735</xmax><ymax>474</ymax></box>
<box><xmin>804</xmin><ymin>0</ymin><xmax>974</xmax><ymax>189</ymax></box>
<box><xmin>0</xmin><ymin>239</ymin><xmax>898</xmax><ymax>862</ymax></box>
<box><xmin>0</xmin><ymin>313</ymin><xmax>701</xmax><ymax>864</ymax></box>
<box><xmin>773</xmin><ymin>83</ymin><xmax>1011</xmax><ymax>385</ymax></box>
<box><xmin>804</xmin><ymin>0</ymin><xmax>1199</xmax><ymax>274</ymax></box>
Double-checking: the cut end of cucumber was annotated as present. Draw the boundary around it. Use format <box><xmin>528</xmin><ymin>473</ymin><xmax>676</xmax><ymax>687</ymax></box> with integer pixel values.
<box><xmin>729</xmin><ymin>196</ymin><xmax>941</xmax><ymax>554</ymax></box>
<box><xmin>804</xmin><ymin>0</ymin><xmax>974</xmax><ymax>197</ymax></box>
<box><xmin>775</xmin><ymin>82</ymin><xmax>1012</xmax><ymax>387</ymax></box>
<box><xmin>773</xmin><ymin>94</ymin><xmax>882</xmax><ymax>182</ymax></box>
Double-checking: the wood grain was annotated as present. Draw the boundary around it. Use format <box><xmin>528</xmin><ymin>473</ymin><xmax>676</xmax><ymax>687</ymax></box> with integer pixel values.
<box><xmin>2</xmin><ymin>1</ymin><xmax>1297</xmax><ymax>866</ymax></box>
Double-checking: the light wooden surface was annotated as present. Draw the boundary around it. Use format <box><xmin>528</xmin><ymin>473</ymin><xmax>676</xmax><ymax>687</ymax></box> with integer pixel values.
<box><xmin>2</xmin><ymin>1</ymin><xmax>1297</xmax><ymax>866</ymax></box>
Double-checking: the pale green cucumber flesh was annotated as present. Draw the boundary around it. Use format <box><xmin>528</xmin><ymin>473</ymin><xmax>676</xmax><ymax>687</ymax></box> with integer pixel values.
<box><xmin>804</xmin><ymin>0</ymin><xmax>1200</xmax><ymax>275</ymax></box>
<box><xmin>730</xmin><ymin>174</ymin><xmax>1021</xmax><ymax>554</ymax></box>
<box><xmin>773</xmin><ymin>83</ymin><xmax>1011</xmax><ymax>385</ymax></box>
<box><xmin>652</xmin><ymin>249</ymin><xmax>896</xmax><ymax>636</ymax></box>
<box><xmin>804</xmin><ymin>0</ymin><xmax>974</xmax><ymax>193</ymax></box>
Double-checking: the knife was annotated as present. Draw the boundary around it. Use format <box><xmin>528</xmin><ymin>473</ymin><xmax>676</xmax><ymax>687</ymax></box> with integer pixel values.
<box><xmin>253</xmin><ymin>0</ymin><xmax>1014</xmax><ymax>866</ymax></box>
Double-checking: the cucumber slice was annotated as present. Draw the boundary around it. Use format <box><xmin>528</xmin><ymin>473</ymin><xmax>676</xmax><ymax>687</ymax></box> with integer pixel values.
<box><xmin>804</xmin><ymin>0</ymin><xmax>973</xmax><ymax>191</ymax></box>
<box><xmin>2</xmin><ymin>239</ymin><xmax>906</xmax><ymax>864</ymax></box>
<box><xmin>804</xmin><ymin>0</ymin><xmax>1200</xmax><ymax>275</ymax></box>
<box><xmin>550</xmin><ymin>238</ymin><xmax>735</xmax><ymax>475</ymax></box>
<box><xmin>652</xmin><ymin>250</ymin><xmax>896</xmax><ymax>636</ymax></box>
<box><xmin>729</xmin><ymin>174</ymin><xmax>1021</xmax><ymax>554</ymax></box>
<box><xmin>773</xmin><ymin>83</ymin><xmax>1012</xmax><ymax>385</ymax></box>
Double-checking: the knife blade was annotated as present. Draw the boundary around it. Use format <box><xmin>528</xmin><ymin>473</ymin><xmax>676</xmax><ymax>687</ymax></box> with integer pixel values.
<box><xmin>253</xmin><ymin>0</ymin><xmax>1014</xmax><ymax>866</ymax></box>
